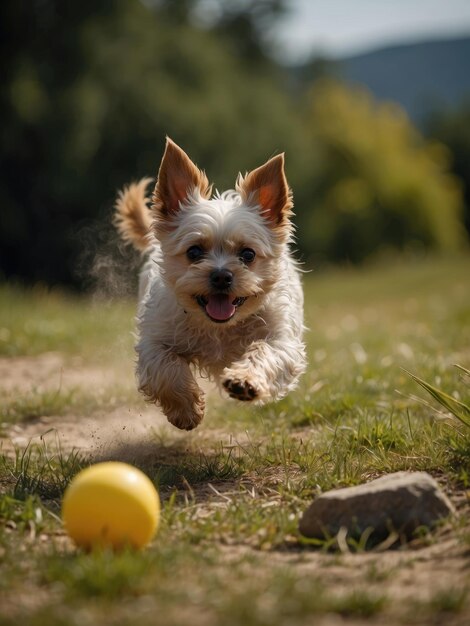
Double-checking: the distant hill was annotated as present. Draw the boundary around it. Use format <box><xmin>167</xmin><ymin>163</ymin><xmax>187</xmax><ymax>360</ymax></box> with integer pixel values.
<box><xmin>291</xmin><ymin>36</ymin><xmax>470</xmax><ymax>124</ymax></box>
<box><xmin>338</xmin><ymin>36</ymin><xmax>470</xmax><ymax>123</ymax></box>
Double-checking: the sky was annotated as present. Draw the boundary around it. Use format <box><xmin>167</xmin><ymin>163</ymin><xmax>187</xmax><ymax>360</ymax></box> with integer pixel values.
<box><xmin>273</xmin><ymin>0</ymin><xmax>470</xmax><ymax>61</ymax></box>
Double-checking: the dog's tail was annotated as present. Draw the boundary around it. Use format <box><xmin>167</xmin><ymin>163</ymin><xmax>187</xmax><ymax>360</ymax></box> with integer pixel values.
<box><xmin>114</xmin><ymin>177</ymin><xmax>154</xmax><ymax>252</ymax></box>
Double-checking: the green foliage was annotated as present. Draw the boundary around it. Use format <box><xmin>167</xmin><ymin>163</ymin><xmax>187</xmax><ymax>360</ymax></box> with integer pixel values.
<box><xmin>0</xmin><ymin>1</ymin><xmax>466</xmax><ymax>285</ymax></box>
<box><xmin>297</xmin><ymin>80</ymin><xmax>466</xmax><ymax>263</ymax></box>
<box><xmin>0</xmin><ymin>0</ymin><xmax>307</xmax><ymax>286</ymax></box>
<box><xmin>427</xmin><ymin>101</ymin><xmax>470</xmax><ymax>236</ymax></box>
<box><xmin>406</xmin><ymin>365</ymin><xmax>470</xmax><ymax>428</ymax></box>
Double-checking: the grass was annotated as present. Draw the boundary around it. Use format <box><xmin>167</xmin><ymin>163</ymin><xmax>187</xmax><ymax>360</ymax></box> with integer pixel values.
<box><xmin>0</xmin><ymin>254</ymin><xmax>469</xmax><ymax>625</ymax></box>
<box><xmin>2</xmin><ymin>440</ymin><xmax>86</xmax><ymax>500</ymax></box>
<box><xmin>405</xmin><ymin>365</ymin><xmax>470</xmax><ymax>428</ymax></box>
<box><xmin>0</xmin><ymin>283</ymin><xmax>135</xmax><ymax>360</ymax></box>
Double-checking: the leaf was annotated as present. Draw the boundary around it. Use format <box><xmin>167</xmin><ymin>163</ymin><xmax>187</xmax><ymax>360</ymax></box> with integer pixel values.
<box><xmin>404</xmin><ymin>367</ymin><xmax>470</xmax><ymax>428</ymax></box>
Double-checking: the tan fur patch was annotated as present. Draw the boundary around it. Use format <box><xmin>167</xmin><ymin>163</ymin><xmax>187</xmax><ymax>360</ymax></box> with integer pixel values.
<box><xmin>114</xmin><ymin>177</ymin><xmax>153</xmax><ymax>251</ymax></box>
<box><xmin>238</xmin><ymin>154</ymin><xmax>293</xmax><ymax>230</ymax></box>
<box><xmin>152</xmin><ymin>138</ymin><xmax>212</xmax><ymax>227</ymax></box>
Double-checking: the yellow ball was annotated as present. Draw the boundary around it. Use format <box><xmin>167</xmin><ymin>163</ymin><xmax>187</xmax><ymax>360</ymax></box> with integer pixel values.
<box><xmin>62</xmin><ymin>462</ymin><xmax>160</xmax><ymax>550</ymax></box>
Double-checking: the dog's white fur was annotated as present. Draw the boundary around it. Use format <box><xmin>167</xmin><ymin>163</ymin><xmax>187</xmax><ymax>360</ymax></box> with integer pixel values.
<box><xmin>115</xmin><ymin>138</ymin><xmax>306</xmax><ymax>430</ymax></box>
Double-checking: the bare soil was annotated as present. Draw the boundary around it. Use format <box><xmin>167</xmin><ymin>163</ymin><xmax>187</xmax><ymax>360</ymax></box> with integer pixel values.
<box><xmin>1</xmin><ymin>353</ymin><xmax>209</xmax><ymax>455</ymax></box>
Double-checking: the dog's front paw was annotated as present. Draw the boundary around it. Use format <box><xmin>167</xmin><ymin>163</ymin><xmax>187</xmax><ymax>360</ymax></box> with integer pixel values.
<box><xmin>165</xmin><ymin>395</ymin><xmax>205</xmax><ymax>431</ymax></box>
<box><xmin>223</xmin><ymin>378</ymin><xmax>258</xmax><ymax>402</ymax></box>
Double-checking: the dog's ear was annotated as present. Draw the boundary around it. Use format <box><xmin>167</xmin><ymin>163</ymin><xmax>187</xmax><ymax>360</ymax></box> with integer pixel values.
<box><xmin>153</xmin><ymin>138</ymin><xmax>211</xmax><ymax>217</ymax></box>
<box><xmin>237</xmin><ymin>154</ymin><xmax>293</xmax><ymax>229</ymax></box>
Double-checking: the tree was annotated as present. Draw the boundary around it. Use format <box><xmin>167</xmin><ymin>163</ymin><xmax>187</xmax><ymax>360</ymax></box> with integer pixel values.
<box><xmin>295</xmin><ymin>80</ymin><xmax>466</xmax><ymax>264</ymax></box>
<box><xmin>0</xmin><ymin>0</ymin><xmax>304</xmax><ymax>286</ymax></box>
<box><xmin>427</xmin><ymin>102</ymin><xmax>470</xmax><ymax>237</ymax></box>
<box><xmin>0</xmin><ymin>2</ymin><xmax>466</xmax><ymax>286</ymax></box>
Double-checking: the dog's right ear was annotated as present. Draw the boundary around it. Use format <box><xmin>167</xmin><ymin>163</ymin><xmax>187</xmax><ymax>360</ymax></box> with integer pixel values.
<box><xmin>152</xmin><ymin>138</ymin><xmax>211</xmax><ymax>218</ymax></box>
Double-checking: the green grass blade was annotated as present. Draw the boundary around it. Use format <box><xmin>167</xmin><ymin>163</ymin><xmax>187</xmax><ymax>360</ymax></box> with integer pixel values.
<box><xmin>404</xmin><ymin>368</ymin><xmax>470</xmax><ymax>428</ymax></box>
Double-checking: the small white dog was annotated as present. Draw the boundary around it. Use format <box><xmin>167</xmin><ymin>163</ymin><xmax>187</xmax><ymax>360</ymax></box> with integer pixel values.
<box><xmin>115</xmin><ymin>138</ymin><xmax>306</xmax><ymax>430</ymax></box>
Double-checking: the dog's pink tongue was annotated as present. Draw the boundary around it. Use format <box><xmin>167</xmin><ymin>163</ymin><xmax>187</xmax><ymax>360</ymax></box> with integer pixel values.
<box><xmin>206</xmin><ymin>294</ymin><xmax>236</xmax><ymax>321</ymax></box>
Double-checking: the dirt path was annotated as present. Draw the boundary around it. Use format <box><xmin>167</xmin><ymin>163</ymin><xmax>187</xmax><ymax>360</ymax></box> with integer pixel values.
<box><xmin>0</xmin><ymin>352</ymin><xmax>119</xmax><ymax>393</ymax></box>
<box><xmin>0</xmin><ymin>353</ymin><xmax>216</xmax><ymax>458</ymax></box>
<box><xmin>0</xmin><ymin>353</ymin><xmax>239</xmax><ymax>468</ymax></box>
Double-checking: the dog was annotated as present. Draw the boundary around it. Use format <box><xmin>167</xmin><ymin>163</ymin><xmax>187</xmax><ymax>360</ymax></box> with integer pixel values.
<box><xmin>114</xmin><ymin>138</ymin><xmax>306</xmax><ymax>430</ymax></box>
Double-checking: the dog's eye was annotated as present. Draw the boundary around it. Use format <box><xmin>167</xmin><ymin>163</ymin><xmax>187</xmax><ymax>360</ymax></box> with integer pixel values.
<box><xmin>239</xmin><ymin>248</ymin><xmax>256</xmax><ymax>264</ymax></box>
<box><xmin>186</xmin><ymin>245</ymin><xmax>205</xmax><ymax>262</ymax></box>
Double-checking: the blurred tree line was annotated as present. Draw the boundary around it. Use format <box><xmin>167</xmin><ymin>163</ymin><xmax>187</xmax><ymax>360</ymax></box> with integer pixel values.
<box><xmin>427</xmin><ymin>102</ymin><xmax>470</xmax><ymax>237</ymax></box>
<box><xmin>0</xmin><ymin>0</ymin><xmax>467</xmax><ymax>288</ymax></box>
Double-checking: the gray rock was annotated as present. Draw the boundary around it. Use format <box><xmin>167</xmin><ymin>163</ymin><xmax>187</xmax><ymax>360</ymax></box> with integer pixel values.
<box><xmin>299</xmin><ymin>471</ymin><xmax>455</xmax><ymax>541</ymax></box>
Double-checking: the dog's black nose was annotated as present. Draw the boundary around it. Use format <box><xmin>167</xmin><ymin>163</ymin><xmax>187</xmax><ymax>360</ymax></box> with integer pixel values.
<box><xmin>210</xmin><ymin>268</ymin><xmax>233</xmax><ymax>290</ymax></box>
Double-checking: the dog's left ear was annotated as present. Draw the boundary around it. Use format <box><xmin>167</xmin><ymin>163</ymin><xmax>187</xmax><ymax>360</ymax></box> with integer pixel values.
<box><xmin>237</xmin><ymin>154</ymin><xmax>293</xmax><ymax>231</ymax></box>
<box><xmin>153</xmin><ymin>137</ymin><xmax>212</xmax><ymax>218</ymax></box>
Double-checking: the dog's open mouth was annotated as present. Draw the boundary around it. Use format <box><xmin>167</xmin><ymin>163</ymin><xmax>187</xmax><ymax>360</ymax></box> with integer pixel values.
<box><xmin>196</xmin><ymin>294</ymin><xmax>247</xmax><ymax>323</ymax></box>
